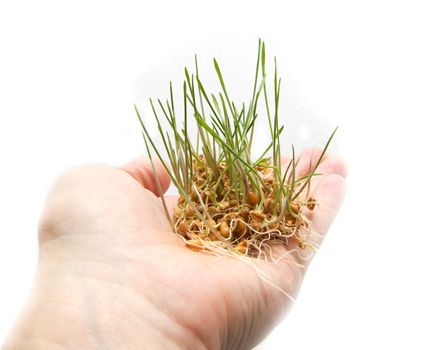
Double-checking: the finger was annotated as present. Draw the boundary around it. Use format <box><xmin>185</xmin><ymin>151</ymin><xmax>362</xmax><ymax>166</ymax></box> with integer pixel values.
<box><xmin>308</xmin><ymin>173</ymin><xmax>347</xmax><ymax>238</ymax></box>
<box><xmin>316</xmin><ymin>155</ymin><xmax>348</xmax><ymax>179</ymax></box>
<box><xmin>120</xmin><ymin>158</ymin><xmax>171</xmax><ymax>196</ymax></box>
<box><xmin>295</xmin><ymin>147</ymin><xmax>329</xmax><ymax>179</ymax></box>
<box><xmin>297</xmin><ymin>173</ymin><xmax>347</xmax><ymax>264</ymax></box>
<box><xmin>302</xmin><ymin>155</ymin><xmax>348</xmax><ymax>191</ymax></box>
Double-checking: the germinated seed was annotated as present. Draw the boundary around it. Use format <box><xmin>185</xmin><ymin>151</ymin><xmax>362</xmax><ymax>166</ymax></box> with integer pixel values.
<box><xmin>247</xmin><ymin>192</ymin><xmax>260</xmax><ymax>206</ymax></box>
<box><xmin>219</xmin><ymin>221</ymin><xmax>231</xmax><ymax>238</ymax></box>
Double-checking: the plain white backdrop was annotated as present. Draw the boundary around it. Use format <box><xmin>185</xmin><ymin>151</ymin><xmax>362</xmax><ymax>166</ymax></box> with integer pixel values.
<box><xmin>0</xmin><ymin>1</ymin><xmax>425</xmax><ymax>349</ymax></box>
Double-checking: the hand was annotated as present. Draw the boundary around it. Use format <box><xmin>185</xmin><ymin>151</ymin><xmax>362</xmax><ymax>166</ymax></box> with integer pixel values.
<box><xmin>3</xmin><ymin>148</ymin><xmax>347</xmax><ymax>350</ymax></box>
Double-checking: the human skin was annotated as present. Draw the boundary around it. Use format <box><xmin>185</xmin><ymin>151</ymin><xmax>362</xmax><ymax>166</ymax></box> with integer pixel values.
<box><xmin>3</xmin><ymin>148</ymin><xmax>347</xmax><ymax>350</ymax></box>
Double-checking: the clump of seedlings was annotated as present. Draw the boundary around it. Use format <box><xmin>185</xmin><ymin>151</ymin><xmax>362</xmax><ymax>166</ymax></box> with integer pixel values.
<box><xmin>136</xmin><ymin>40</ymin><xmax>336</xmax><ymax>263</ymax></box>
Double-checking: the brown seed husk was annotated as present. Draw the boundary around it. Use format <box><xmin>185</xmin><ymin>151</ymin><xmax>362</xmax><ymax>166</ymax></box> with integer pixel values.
<box><xmin>219</xmin><ymin>221</ymin><xmax>231</xmax><ymax>239</ymax></box>
<box><xmin>247</xmin><ymin>192</ymin><xmax>260</xmax><ymax>206</ymax></box>
<box><xmin>249</xmin><ymin>210</ymin><xmax>266</xmax><ymax>222</ymax></box>
<box><xmin>229</xmin><ymin>199</ymin><xmax>239</xmax><ymax>207</ymax></box>
<box><xmin>290</xmin><ymin>202</ymin><xmax>300</xmax><ymax>214</ymax></box>
<box><xmin>185</xmin><ymin>204</ymin><xmax>195</xmax><ymax>217</ymax></box>
<box><xmin>234</xmin><ymin>219</ymin><xmax>247</xmax><ymax>237</ymax></box>
<box><xmin>307</xmin><ymin>197</ymin><xmax>316</xmax><ymax>210</ymax></box>
<box><xmin>236</xmin><ymin>240</ymin><xmax>248</xmax><ymax>254</ymax></box>
<box><xmin>173</xmin><ymin>207</ymin><xmax>182</xmax><ymax>221</ymax></box>
<box><xmin>217</xmin><ymin>201</ymin><xmax>230</xmax><ymax>210</ymax></box>
<box><xmin>177</xmin><ymin>220</ymin><xmax>188</xmax><ymax>234</ymax></box>
<box><xmin>172</xmin><ymin>156</ymin><xmax>313</xmax><ymax>259</ymax></box>
<box><xmin>186</xmin><ymin>240</ymin><xmax>203</xmax><ymax>251</ymax></box>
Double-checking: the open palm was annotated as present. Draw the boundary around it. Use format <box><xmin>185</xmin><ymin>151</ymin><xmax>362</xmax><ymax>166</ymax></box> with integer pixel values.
<box><xmin>30</xmin><ymin>148</ymin><xmax>346</xmax><ymax>350</ymax></box>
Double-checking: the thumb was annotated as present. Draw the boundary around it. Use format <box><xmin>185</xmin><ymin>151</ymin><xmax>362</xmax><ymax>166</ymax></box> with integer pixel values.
<box><xmin>120</xmin><ymin>158</ymin><xmax>171</xmax><ymax>196</ymax></box>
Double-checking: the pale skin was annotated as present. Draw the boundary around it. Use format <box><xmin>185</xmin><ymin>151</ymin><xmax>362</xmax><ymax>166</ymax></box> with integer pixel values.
<box><xmin>3</xmin><ymin>148</ymin><xmax>347</xmax><ymax>350</ymax></box>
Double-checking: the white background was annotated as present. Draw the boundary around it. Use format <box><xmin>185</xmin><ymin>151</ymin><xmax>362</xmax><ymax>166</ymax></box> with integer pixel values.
<box><xmin>1</xmin><ymin>1</ymin><xmax>425</xmax><ymax>349</ymax></box>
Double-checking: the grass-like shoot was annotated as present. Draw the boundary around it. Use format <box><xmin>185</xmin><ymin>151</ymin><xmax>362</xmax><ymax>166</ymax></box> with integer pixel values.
<box><xmin>135</xmin><ymin>39</ymin><xmax>336</xmax><ymax>262</ymax></box>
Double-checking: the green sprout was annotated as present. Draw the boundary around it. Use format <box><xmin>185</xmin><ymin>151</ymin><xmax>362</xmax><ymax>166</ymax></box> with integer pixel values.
<box><xmin>135</xmin><ymin>39</ymin><xmax>336</xmax><ymax>258</ymax></box>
